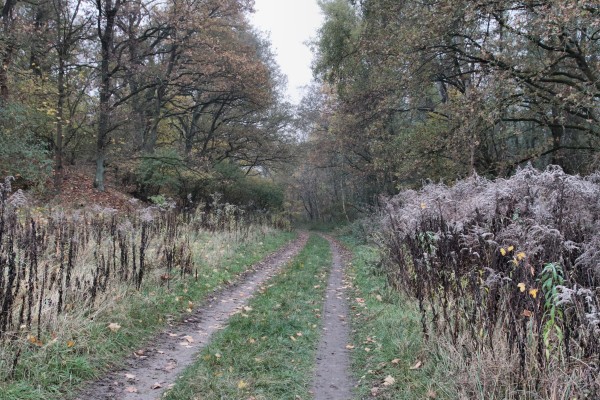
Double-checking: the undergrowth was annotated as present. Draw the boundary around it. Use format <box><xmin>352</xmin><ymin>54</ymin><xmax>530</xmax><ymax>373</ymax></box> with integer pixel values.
<box><xmin>0</xmin><ymin>176</ymin><xmax>295</xmax><ymax>398</ymax></box>
<box><xmin>380</xmin><ymin>165</ymin><xmax>600</xmax><ymax>398</ymax></box>
<box><xmin>340</xmin><ymin>235</ymin><xmax>453</xmax><ymax>399</ymax></box>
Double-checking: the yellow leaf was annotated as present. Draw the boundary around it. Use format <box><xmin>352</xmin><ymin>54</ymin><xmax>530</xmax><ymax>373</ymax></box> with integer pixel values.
<box><xmin>28</xmin><ymin>335</ymin><xmax>37</xmax><ymax>344</ymax></box>
<box><xmin>508</xmin><ymin>246</ymin><xmax>514</xmax><ymax>252</ymax></box>
<box><xmin>420</xmin><ymin>202</ymin><xmax>427</xmax><ymax>209</ymax></box>
<box><xmin>67</xmin><ymin>340</ymin><xmax>75</xmax><ymax>348</ymax></box>
<box><xmin>383</xmin><ymin>375</ymin><xmax>396</xmax><ymax>386</ymax></box>
<box><xmin>500</xmin><ymin>248</ymin><xmax>507</xmax><ymax>256</ymax></box>
<box><xmin>517</xmin><ymin>282</ymin><xmax>526</xmax><ymax>292</ymax></box>
<box><xmin>529</xmin><ymin>288</ymin><xmax>538</xmax><ymax>299</ymax></box>
<box><xmin>517</xmin><ymin>252</ymin><xmax>526</xmax><ymax>261</ymax></box>
<box><xmin>237</xmin><ymin>380</ymin><xmax>248</xmax><ymax>389</ymax></box>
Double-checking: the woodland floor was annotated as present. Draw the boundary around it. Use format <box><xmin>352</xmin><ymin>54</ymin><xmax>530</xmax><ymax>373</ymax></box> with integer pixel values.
<box><xmin>74</xmin><ymin>232</ymin><xmax>356</xmax><ymax>400</ymax></box>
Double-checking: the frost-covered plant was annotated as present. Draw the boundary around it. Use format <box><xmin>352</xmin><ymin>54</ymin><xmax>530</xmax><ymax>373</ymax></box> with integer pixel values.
<box><xmin>381</xmin><ymin>165</ymin><xmax>600</xmax><ymax>397</ymax></box>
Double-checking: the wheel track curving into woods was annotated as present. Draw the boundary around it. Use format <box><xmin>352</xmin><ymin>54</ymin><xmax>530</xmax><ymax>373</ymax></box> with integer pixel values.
<box><xmin>312</xmin><ymin>235</ymin><xmax>354</xmax><ymax>400</ymax></box>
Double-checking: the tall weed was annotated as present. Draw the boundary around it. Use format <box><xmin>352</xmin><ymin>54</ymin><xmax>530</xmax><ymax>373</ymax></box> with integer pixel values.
<box><xmin>381</xmin><ymin>165</ymin><xmax>599</xmax><ymax>398</ymax></box>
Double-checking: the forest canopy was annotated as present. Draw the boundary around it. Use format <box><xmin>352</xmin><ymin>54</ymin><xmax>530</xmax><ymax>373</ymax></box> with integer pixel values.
<box><xmin>291</xmin><ymin>0</ymin><xmax>599</xmax><ymax>220</ymax></box>
<box><xmin>0</xmin><ymin>0</ymin><xmax>291</xmax><ymax>209</ymax></box>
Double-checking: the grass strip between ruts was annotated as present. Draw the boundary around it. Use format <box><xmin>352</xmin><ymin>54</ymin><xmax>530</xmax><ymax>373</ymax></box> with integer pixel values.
<box><xmin>0</xmin><ymin>231</ymin><xmax>296</xmax><ymax>400</ymax></box>
<box><xmin>164</xmin><ymin>234</ymin><xmax>332</xmax><ymax>400</ymax></box>
<box><xmin>340</xmin><ymin>236</ymin><xmax>456</xmax><ymax>399</ymax></box>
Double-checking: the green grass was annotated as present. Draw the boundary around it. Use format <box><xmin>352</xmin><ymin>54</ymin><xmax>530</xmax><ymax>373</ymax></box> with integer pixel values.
<box><xmin>340</xmin><ymin>236</ymin><xmax>456</xmax><ymax>399</ymax></box>
<box><xmin>164</xmin><ymin>234</ymin><xmax>332</xmax><ymax>400</ymax></box>
<box><xmin>0</xmin><ymin>230</ymin><xmax>296</xmax><ymax>400</ymax></box>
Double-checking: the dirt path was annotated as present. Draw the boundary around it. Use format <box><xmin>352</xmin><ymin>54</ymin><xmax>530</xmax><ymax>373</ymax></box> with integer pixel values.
<box><xmin>75</xmin><ymin>232</ymin><xmax>308</xmax><ymax>400</ymax></box>
<box><xmin>312</xmin><ymin>236</ymin><xmax>354</xmax><ymax>400</ymax></box>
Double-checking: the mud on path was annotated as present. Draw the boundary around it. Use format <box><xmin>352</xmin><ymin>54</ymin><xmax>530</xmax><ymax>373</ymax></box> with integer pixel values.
<box><xmin>76</xmin><ymin>232</ymin><xmax>309</xmax><ymax>400</ymax></box>
<box><xmin>312</xmin><ymin>236</ymin><xmax>354</xmax><ymax>400</ymax></box>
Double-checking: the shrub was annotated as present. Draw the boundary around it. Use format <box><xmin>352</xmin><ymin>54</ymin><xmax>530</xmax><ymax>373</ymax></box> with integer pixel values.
<box><xmin>381</xmin><ymin>165</ymin><xmax>600</xmax><ymax>398</ymax></box>
<box><xmin>0</xmin><ymin>103</ymin><xmax>52</xmax><ymax>189</ymax></box>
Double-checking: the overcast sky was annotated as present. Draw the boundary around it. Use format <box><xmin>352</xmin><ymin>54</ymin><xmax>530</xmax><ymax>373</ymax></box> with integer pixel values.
<box><xmin>248</xmin><ymin>0</ymin><xmax>324</xmax><ymax>104</ymax></box>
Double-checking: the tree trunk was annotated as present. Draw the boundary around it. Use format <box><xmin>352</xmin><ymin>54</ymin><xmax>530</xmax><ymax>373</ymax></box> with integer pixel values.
<box><xmin>94</xmin><ymin>148</ymin><xmax>106</xmax><ymax>191</ymax></box>
<box><xmin>54</xmin><ymin>58</ymin><xmax>65</xmax><ymax>191</ymax></box>
<box><xmin>0</xmin><ymin>0</ymin><xmax>18</xmax><ymax>103</ymax></box>
<box><xmin>94</xmin><ymin>0</ymin><xmax>120</xmax><ymax>191</ymax></box>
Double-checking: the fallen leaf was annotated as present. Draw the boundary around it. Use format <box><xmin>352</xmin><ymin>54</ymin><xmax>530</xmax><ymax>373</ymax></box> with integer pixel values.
<box><xmin>522</xmin><ymin>309</ymin><xmax>533</xmax><ymax>318</ymax></box>
<box><xmin>125</xmin><ymin>373</ymin><xmax>136</xmax><ymax>381</ymax></box>
<box><xmin>151</xmin><ymin>382</ymin><xmax>162</xmax><ymax>389</ymax></box>
<box><xmin>376</xmin><ymin>294</ymin><xmax>383</xmax><ymax>302</ymax></box>
<box><xmin>529</xmin><ymin>288</ymin><xmax>538</xmax><ymax>299</ymax></box>
<box><xmin>345</xmin><ymin>344</ymin><xmax>355</xmax><ymax>349</ymax></box>
<box><xmin>290</xmin><ymin>336</ymin><xmax>297</xmax><ymax>342</ymax></box>
<box><xmin>125</xmin><ymin>387</ymin><xmax>138</xmax><ymax>393</ymax></box>
<box><xmin>409</xmin><ymin>360</ymin><xmax>422</xmax><ymax>370</ymax></box>
<box><xmin>517</xmin><ymin>282</ymin><xmax>526</xmax><ymax>292</ymax></box>
<box><xmin>391</xmin><ymin>358</ymin><xmax>400</xmax><ymax>364</ymax></box>
<box><xmin>164</xmin><ymin>361</ymin><xmax>177</xmax><ymax>372</ymax></box>
<box><xmin>182</xmin><ymin>335</ymin><xmax>194</xmax><ymax>343</ymax></box>
<box><xmin>27</xmin><ymin>335</ymin><xmax>43</xmax><ymax>346</ymax></box>
<box><xmin>364</xmin><ymin>347</ymin><xmax>371</xmax><ymax>352</ymax></box>
<box><xmin>296</xmin><ymin>332</ymin><xmax>303</xmax><ymax>337</ymax></box>
<box><xmin>66</xmin><ymin>340</ymin><xmax>75</xmax><ymax>348</ymax></box>
<box><xmin>427</xmin><ymin>389</ymin><xmax>437</xmax><ymax>398</ymax></box>
<box><xmin>383</xmin><ymin>375</ymin><xmax>396</xmax><ymax>386</ymax></box>
<box><xmin>371</xmin><ymin>387</ymin><xmax>379</xmax><ymax>396</ymax></box>
<box><xmin>237</xmin><ymin>380</ymin><xmax>248</xmax><ymax>389</ymax></box>
<box><xmin>108</xmin><ymin>323</ymin><xmax>121</xmax><ymax>332</ymax></box>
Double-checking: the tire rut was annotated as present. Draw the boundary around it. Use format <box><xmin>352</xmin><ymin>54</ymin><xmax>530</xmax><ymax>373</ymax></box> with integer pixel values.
<box><xmin>312</xmin><ymin>235</ymin><xmax>354</xmax><ymax>400</ymax></box>
<box><xmin>75</xmin><ymin>232</ymin><xmax>309</xmax><ymax>400</ymax></box>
